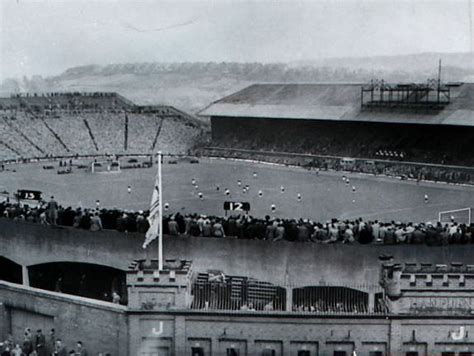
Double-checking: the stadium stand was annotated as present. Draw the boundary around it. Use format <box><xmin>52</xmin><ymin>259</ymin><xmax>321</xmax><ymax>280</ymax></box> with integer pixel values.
<box><xmin>126</xmin><ymin>113</ymin><xmax>162</xmax><ymax>153</ymax></box>
<box><xmin>0</xmin><ymin>142</ymin><xmax>18</xmax><ymax>162</ymax></box>
<box><xmin>84</xmin><ymin>112</ymin><xmax>126</xmax><ymax>154</ymax></box>
<box><xmin>44</xmin><ymin>113</ymin><xmax>98</xmax><ymax>155</ymax></box>
<box><xmin>158</xmin><ymin>115</ymin><xmax>203</xmax><ymax>154</ymax></box>
<box><xmin>0</xmin><ymin>92</ymin><xmax>133</xmax><ymax>112</ymax></box>
<box><xmin>200</xmin><ymin>82</ymin><xmax>474</xmax><ymax>167</ymax></box>
<box><xmin>0</xmin><ymin>116</ymin><xmax>44</xmax><ymax>158</ymax></box>
<box><xmin>0</xmin><ymin>92</ymin><xmax>206</xmax><ymax>161</ymax></box>
<box><xmin>7</xmin><ymin>112</ymin><xmax>69</xmax><ymax>156</ymax></box>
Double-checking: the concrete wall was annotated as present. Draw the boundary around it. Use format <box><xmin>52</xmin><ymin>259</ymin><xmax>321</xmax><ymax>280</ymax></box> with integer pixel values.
<box><xmin>3</xmin><ymin>219</ymin><xmax>474</xmax><ymax>287</ymax></box>
<box><xmin>0</xmin><ymin>219</ymin><xmax>144</xmax><ymax>271</ymax></box>
<box><xmin>0</xmin><ymin>281</ymin><xmax>128</xmax><ymax>355</ymax></box>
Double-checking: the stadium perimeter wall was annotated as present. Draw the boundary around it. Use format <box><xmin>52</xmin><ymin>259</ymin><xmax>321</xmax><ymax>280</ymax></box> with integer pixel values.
<box><xmin>0</xmin><ymin>281</ymin><xmax>128</xmax><ymax>355</ymax></box>
<box><xmin>2</xmin><ymin>219</ymin><xmax>474</xmax><ymax>287</ymax></box>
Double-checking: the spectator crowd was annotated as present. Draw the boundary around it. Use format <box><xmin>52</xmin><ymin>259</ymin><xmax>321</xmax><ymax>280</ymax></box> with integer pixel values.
<box><xmin>1</xmin><ymin>198</ymin><xmax>473</xmax><ymax>246</ymax></box>
<box><xmin>200</xmin><ymin>148</ymin><xmax>474</xmax><ymax>185</ymax></box>
<box><xmin>0</xmin><ymin>328</ymin><xmax>94</xmax><ymax>356</ymax></box>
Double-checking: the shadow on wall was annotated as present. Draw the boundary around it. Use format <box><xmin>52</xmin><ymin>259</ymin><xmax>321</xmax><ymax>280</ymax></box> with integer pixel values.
<box><xmin>0</xmin><ymin>256</ymin><xmax>22</xmax><ymax>284</ymax></box>
<box><xmin>28</xmin><ymin>261</ymin><xmax>127</xmax><ymax>305</ymax></box>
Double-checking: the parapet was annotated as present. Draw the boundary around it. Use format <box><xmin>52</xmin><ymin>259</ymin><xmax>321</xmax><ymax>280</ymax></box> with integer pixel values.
<box><xmin>396</xmin><ymin>262</ymin><xmax>474</xmax><ymax>289</ymax></box>
<box><xmin>126</xmin><ymin>259</ymin><xmax>192</xmax><ymax>286</ymax></box>
<box><xmin>379</xmin><ymin>257</ymin><xmax>474</xmax><ymax>315</ymax></box>
<box><xmin>126</xmin><ymin>259</ymin><xmax>193</xmax><ymax>310</ymax></box>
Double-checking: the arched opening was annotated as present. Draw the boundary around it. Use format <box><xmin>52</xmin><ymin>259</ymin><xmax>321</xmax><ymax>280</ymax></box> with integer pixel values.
<box><xmin>28</xmin><ymin>262</ymin><xmax>127</xmax><ymax>304</ymax></box>
<box><xmin>0</xmin><ymin>256</ymin><xmax>22</xmax><ymax>284</ymax></box>
<box><xmin>292</xmin><ymin>286</ymin><xmax>369</xmax><ymax>313</ymax></box>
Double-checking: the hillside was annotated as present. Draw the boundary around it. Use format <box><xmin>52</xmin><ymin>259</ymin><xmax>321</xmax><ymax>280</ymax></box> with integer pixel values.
<box><xmin>1</xmin><ymin>53</ymin><xmax>473</xmax><ymax>116</ymax></box>
<box><xmin>294</xmin><ymin>52</ymin><xmax>474</xmax><ymax>72</ymax></box>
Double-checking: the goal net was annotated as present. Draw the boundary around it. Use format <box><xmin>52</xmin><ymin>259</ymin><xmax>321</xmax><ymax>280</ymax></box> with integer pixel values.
<box><xmin>438</xmin><ymin>208</ymin><xmax>472</xmax><ymax>225</ymax></box>
<box><xmin>91</xmin><ymin>160</ymin><xmax>121</xmax><ymax>173</ymax></box>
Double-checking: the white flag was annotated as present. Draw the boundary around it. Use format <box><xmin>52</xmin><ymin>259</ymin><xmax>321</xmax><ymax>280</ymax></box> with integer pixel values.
<box><xmin>143</xmin><ymin>175</ymin><xmax>160</xmax><ymax>249</ymax></box>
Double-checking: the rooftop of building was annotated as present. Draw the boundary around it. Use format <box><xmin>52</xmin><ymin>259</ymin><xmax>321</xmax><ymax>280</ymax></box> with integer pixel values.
<box><xmin>199</xmin><ymin>82</ymin><xmax>474</xmax><ymax>127</ymax></box>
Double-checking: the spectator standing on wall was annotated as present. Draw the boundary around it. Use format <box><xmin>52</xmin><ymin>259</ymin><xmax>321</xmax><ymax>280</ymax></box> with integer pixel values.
<box><xmin>343</xmin><ymin>226</ymin><xmax>355</xmax><ymax>243</ymax></box>
<box><xmin>202</xmin><ymin>218</ymin><xmax>213</xmax><ymax>237</ymax></box>
<box><xmin>328</xmin><ymin>222</ymin><xmax>339</xmax><ymax>243</ymax></box>
<box><xmin>359</xmin><ymin>222</ymin><xmax>374</xmax><ymax>244</ymax></box>
<box><xmin>384</xmin><ymin>225</ymin><xmax>396</xmax><ymax>244</ymax></box>
<box><xmin>394</xmin><ymin>225</ymin><xmax>406</xmax><ymax>244</ymax></box>
<box><xmin>189</xmin><ymin>218</ymin><xmax>201</xmax><ymax>237</ymax></box>
<box><xmin>265</xmin><ymin>218</ymin><xmax>276</xmax><ymax>241</ymax></box>
<box><xmin>168</xmin><ymin>216</ymin><xmax>179</xmax><ymax>236</ymax></box>
<box><xmin>297</xmin><ymin>220</ymin><xmax>311</xmax><ymax>242</ymax></box>
<box><xmin>72</xmin><ymin>209</ymin><xmax>82</xmax><ymax>228</ymax></box>
<box><xmin>136</xmin><ymin>211</ymin><xmax>148</xmax><ymax>233</ymax></box>
<box><xmin>184</xmin><ymin>214</ymin><xmax>193</xmax><ymax>235</ymax></box>
<box><xmin>274</xmin><ymin>221</ymin><xmax>285</xmax><ymax>242</ymax></box>
<box><xmin>116</xmin><ymin>213</ymin><xmax>128</xmax><ymax>232</ymax></box>
<box><xmin>40</xmin><ymin>211</ymin><xmax>48</xmax><ymax>225</ymax></box>
<box><xmin>213</xmin><ymin>219</ymin><xmax>226</xmax><ymax>238</ymax></box>
<box><xmin>424</xmin><ymin>222</ymin><xmax>439</xmax><ymax>246</ymax></box>
<box><xmin>197</xmin><ymin>215</ymin><xmax>206</xmax><ymax>234</ymax></box>
<box><xmin>138</xmin><ymin>213</ymin><xmax>150</xmax><ymax>234</ymax></box>
<box><xmin>411</xmin><ymin>225</ymin><xmax>425</xmax><ymax>244</ymax></box>
<box><xmin>61</xmin><ymin>207</ymin><xmax>76</xmax><ymax>227</ymax></box>
<box><xmin>372</xmin><ymin>220</ymin><xmax>381</xmax><ymax>241</ymax></box>
<box><xmin>89</xmin><ymin>212</ymin><xmax>103</xmax><ymax>232</ymax></box>
<box><xmin>79</xmin><ymin>209</ymin><xmax>91</xmax><ymax>230</ymax></box>
<box><xmin>47</xmin><ymin>196</ymin><xmax>59</xmax><ymax>225</ymax></box>
<box><xmin>286</xmin><ymin>219</ymin><xmax>299</xmax><ymax>242</ymax></box>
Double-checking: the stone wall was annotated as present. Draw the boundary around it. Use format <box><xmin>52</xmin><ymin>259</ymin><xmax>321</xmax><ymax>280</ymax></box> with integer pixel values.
<box><xmin>0</xmin><ymin>281</ymin><xmax>128</xmax><ymax>356</ymax></box>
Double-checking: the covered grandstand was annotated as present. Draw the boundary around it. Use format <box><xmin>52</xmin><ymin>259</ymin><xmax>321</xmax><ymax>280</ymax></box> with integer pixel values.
<box><xmin>199</xmin><ymin>82</ymin><xmax>474</xmax><ymax>166</ymax></box>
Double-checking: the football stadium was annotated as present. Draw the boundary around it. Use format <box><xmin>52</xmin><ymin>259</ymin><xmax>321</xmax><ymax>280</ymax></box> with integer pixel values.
<box><xmin>1</xmin><ymin>81</ymin><xmax>474</xmax><ymax>356</ymax></box>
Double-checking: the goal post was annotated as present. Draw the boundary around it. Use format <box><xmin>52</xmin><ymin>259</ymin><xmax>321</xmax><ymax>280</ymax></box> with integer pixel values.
<box><xmin>438</xmin><ymin>208</ymin><xmax>472</xmax><ymax>225</ymax></box>
<box><xmin>90</xmin><ymin>160</ymin><xmax>121</xmax><ymax>173</ymax></box>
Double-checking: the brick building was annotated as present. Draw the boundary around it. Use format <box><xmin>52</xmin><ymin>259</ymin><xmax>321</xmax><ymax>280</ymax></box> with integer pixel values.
<box><xmin>4</xmin><ymin>254</ymin><xmax>474</xmax><ymax>355</ymax></box>
<box><xmin>4</xmin><ymin>222</ymin><xmax>474</xmax><ymax>355</ymax></box>
<box><xmin>124</xmin><ymin>257</ymin><xmax>474</xmax><ymax>356</ymax></box>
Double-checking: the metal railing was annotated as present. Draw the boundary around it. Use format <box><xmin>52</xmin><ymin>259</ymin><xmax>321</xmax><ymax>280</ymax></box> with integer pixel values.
<box><xmin>189</xmin><ymin>275</ymin><xmax>387</xmax><ymax>315</ymax></box>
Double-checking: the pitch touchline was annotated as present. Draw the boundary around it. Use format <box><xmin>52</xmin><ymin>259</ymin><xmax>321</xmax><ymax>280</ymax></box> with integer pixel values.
<box><xmin>342</xmin><ymin>201</ymin><xmax>455</xmax><ymax>221</ymax></box>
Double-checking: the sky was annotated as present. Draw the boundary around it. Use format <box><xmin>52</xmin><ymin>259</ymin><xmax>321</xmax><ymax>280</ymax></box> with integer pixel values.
<box><xmin>0</xmin><ymin>0</ymin><xmax>473</xmax><ymax>80</ymax></box>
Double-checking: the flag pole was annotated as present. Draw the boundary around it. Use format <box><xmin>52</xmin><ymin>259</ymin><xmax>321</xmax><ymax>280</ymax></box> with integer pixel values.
<box><xmin>158</xmin><ymin>151</ymin><xmax>163</xmax><ymax>271</ymax></box>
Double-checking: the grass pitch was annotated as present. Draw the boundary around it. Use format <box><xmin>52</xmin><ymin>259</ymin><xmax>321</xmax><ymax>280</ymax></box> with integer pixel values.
<box><xmin>1</xmin><ymin>157</ymin><xmax>473</xmax><ymax>223</ymax></box>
